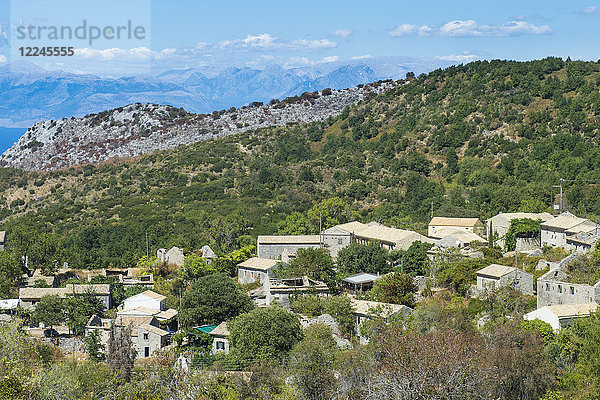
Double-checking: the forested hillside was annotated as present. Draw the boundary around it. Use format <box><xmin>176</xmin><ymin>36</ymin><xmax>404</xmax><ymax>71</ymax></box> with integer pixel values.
<box><xmin>1</xmin><ymin>57</ymin><xmax>600</xmax><ymax>270</ymax></box>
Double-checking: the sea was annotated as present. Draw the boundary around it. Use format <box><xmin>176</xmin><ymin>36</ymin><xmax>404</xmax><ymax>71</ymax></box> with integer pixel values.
<box><xmin>0</xmin><ymin>127</ymin><xmax>27</xmax><ymax>154</ymax></box>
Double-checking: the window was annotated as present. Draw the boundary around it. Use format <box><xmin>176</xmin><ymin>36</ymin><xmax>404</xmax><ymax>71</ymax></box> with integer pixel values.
<box><xmin>338</xmin><ymin>238</ymin><xmax>343</xmax><ymax>245</ymax></box>
<box><xmin>144</xmin><ymin>347</ymin><xmax>150</xmax><ymax>357</ymax></box>
<box><xmin>545</xmin><ymin>283</ymin><xmax>550</xmax><ymax>292</ymax></box>
<box><xmin>558</xmin><ymin>285</ymin><xmax>562</xmax><ymax>294</ymax></box>
<box><xmin>570</xmin><ymin>286</ymin><xmax>575</xmax><ymax>295</ymax></box>
<box><xmin>216</xmin><ymin>341</ymin><xmax>225</xmax><ymax>350</ymax></box>
<box><xmin>143</xmin><ymin>333</ymin><xmax>149</xmax><ymax>341</ymax></box>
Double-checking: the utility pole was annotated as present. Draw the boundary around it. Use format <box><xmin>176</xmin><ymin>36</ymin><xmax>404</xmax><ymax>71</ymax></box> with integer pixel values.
<box><xmin>146</xmin><ymin>231</ymin><xmax>149</xmax><ymax>259</ymax></box>
<box><xmin>431</xmin><ymin>201</ymin><xmax>434</xmax><ymax>219</ymax></box>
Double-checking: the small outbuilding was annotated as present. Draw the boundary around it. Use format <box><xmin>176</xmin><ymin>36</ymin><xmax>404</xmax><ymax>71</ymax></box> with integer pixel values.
<box><xmin>237</xmin><ymin>257</ymin><xmax>279</xmax><ymax>285</ymax></box>
<box><xmin>476</xmin><ymin>264</ymin><xmax>534</xmax><ymax>295</ymax></box>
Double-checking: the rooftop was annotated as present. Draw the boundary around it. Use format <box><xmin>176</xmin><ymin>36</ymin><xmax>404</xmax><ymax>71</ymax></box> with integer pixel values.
<box><xmin>209</xmin><ymin>321</ymin><xmax>230</xmax><ymax>337</ymax></box>
<box><xmin>487</xmin><ymin>212</ymin><xmax>554</xmax><ymax>225</ymax></box>
<box><xmin>258</xmin><ymin>235</ymin><xmax>321</xmax><ymax>244</ymax></box>
<box><xmin>342</xmin><ymin>272</ymin><xmax>380</xmax><ymax>285</ymax></box>
<box><xmin>237</xmin><ymin>257</ymin><xmax>279</xmax><ymax>271</ymax></box>
<box><xmin>545</xmin><ymin>303</ymin><xmax>598</xmax><ymax>318</ymax></box>
<box><xmin>196</xmin><ymin>325</ymin><xmax>217</xmax><ymax>334</ymax></box>
<box><xmin>541</xmin><ymin>212</ymin><xmax>589</xmax><ymax>231</ymax></box>
<box><xmin>138</xmin><ymin>290</ymin><xmax>167</xmax><ymax>301</ymax></box>
<box><xmin>429</xmin><ymin>217</ymin><xmax>481</xmax><ymax>227</ymax></box>
<box><xmin>476</xmin><ymin>264</ymin><xmax>517</xmax><ymax>278</ymax></box>
<box><xmin>139</xmin><ymin>323</ymin><xmax>169</xmax><ymax>336</ymax></box>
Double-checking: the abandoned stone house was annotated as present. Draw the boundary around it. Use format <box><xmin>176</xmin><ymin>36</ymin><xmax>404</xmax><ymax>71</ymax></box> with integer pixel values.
<box><xmin>475</xmin><ymin>264</ymin><xmax>534</xmax><ymax>295</ymax></box>
<box><xmin>524</xmin><ymin>303</ymin><xmax>598</xmax><ymax>331</ymax></box>
<box><xmin>237</xmin><ymin>257</ymin><xmax>279</xmax><ymax>285</ymax></box>
<box><xmin>19</xmin><ymin>284</ymin><xmax>111</xmax><ymax>310</ymax></box>
<box><xmin>157</xmin><ymin>246</ymin><xmax>185</xmax><ymax>267</ymax></box>
<box><xmin>117</xmin><ymin>290</ymin><xmax>178</xmax><ymax>329</ymax></box>
<box><xmin>330</xmin><ymin>221</ymin><xmax>435</xmax><ymax>252</ymax></box>
<box><xmin>201</xmin><ymin>245</ymin><xmax>216</xmax><ymax>264</ymax></box>
<box><xmin>434</xmin><ymin>230</ymin><xmax>486</xmax><ymax>249</ymax></box>
<box><xmin>537</xmin><ymin>267</ymin><xmax>600</xmax><ymax>308</ymax></box>
<box><xmin>427</xmin><ymin>217</ymin><xmax>485</xmax><ymax>239</ymax></box>
<box><xmin>350</xmin><ymin>298</ymin><xmax>412</xmax><ymax>338</ymax></box>
<box><xmin>262</xmin><ymin>276</ymin><xmax>329</xmax><ymax>308</ymax></box>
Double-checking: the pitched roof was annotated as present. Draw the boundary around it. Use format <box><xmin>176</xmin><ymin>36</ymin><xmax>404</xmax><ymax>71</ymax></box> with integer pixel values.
<box><xmin>342</xmin><ymin>273</ymin><xmax>380</xmax><ymax>284</ymax></box>
<box><xmin>209</xmin><ymin>321</ymin><xmax>230</xmax><ymax>337</ymax></box>
<box><xmin>117</xmin><ymin>307</ymin><xmax>159</xmax><ymax>316</ymax></box>
<box><xmin>65</xmin><ymin>284</ymin><xmax>111</xmax><ymax>295</ymax></box>
<box><xmin>201</xmin><ymin>245</ymin><xmax>216</xmax><ymax>258</ymax></box>
<box><xmin>115</xmin><ymin>315</ymin><xmax>156</xmax><ymax>328</ymax></box>
<box><xmin>0</xmin><ymin>299</ymin><xmax>19</xmax><ymax>310</ymax></box>
<box><xmin>258</xmin><ymin>235</ymin><xmax>321</xmax><ymax>244</ymax></box>
<box><xmin>545</xmin><ymin>303</ymin><xmax>598</xmax><ymax>318</ymax></box>
<box><xmin>321</xmin><ymin>226</ymin><xmax>353</xmax><ymax>235</ymax></box>
<box><xmin>139</xmin><ymin>323</ymin><xmax>169</xmax><ymax>336</ymax></box>
<box><xmin>19</xmin><ymin>287</ymin><xmax>67</xmax><ymax>299</ymax></box>
<box><xmin>356</xmin><ymin>225</ymin><xmax>435</xmax><ymax>250</ymax></box>
<box><xmin>156</xmin><ymin>308</ymin><xmax>178</xmax><ymax>321</ymax></box>
<box><xmin>435</xmin><ymin>230</ymin><xmax>486</xmax><ymax>246</ymax></box>
<box><xmin>334</xmin><ymin>221</ymin><xmax>370</xmax><ymax>234</ymax></box>
<box><xmin>541</xmin><ymin>212</ymin><xmax>589</xmax><ymax>231</ymax></box>
<box><xmin>351</xmin><ymin>298</ymin><xmax>412</xmax><ymax>318</ymax></box>
<box><xmin>486</xmin><ymin>212</ymin><xmax>554</xmax><ymax>226</ymax></box>
<box><xmin>429</xmin><ymin>217</ymin><xmax>480</xmax><ymax>227</ymax></box>
<box><xmin>237</xmin><ymin>257</ymin><xmax>279</xmax><ymax>271</ymax></box>
<box><xmin>196</xmin><ymin>325</ymin><xmax>217</xmax><ymax>334</ymax></box>
<box><xmin>141</xmin><ymin>290</ymin><xmax>166</xmax><ymax>301</ymax></box>
<box><xmin>476</xmin><ymin>264</ymin><xmax>516</xmax><ymax>278</ymax></box>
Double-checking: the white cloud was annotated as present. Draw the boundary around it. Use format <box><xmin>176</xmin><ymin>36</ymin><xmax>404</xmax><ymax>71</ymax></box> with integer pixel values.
<box><xmin>350</xmin><ymin>54</ymin><xmax>373</xmax><ymax>60</ymax></box>
<box><xmin>75</xmin><ymin>47</ymin><xmax>153</xmax><ymax>60</ymax></box>
<box><xmin>389</xmin><ymin>24</ymin><xmax>419</xmax><ymax>37</ymax></box>
<box><xmin>218</xmin><ymin>34</ymin><xmax>337</xmax><ymax>50</ymax></box>
<box><xmin>319</xmin><ymin>55</ymin><xmax>339</xmax><ymax>63</ymax></box>
<box><xmin>0</xmin><ymin>54</ymin><xmax>7</xmax><ymax>63</ymax></box>
<box><xmin>332</xmin><ymin>28</ymin><xmax>352</xmax><ymax>39</ymax></box>
<box><xmin>389</xmin><ymin>19</ymin><xmax>552</xmax><ymax>38</ymax></box>
<box><xmin>436</xmin><ymin>53</ymin><xmax>481</xmax><ymax>63</ymax></box>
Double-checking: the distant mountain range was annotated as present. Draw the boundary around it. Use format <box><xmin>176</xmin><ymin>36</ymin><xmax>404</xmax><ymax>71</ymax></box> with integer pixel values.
<box><xmin>0</xmin><ymin>57</ymin><xmax>454</xmax><ymax>127</ymax></box>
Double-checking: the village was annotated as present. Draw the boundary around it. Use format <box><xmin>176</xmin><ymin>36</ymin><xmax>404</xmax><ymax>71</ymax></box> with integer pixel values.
<box><xmin>1</xmin><ymin>208</ymin><xmax>599</xmax><ymax>366</ymax></box>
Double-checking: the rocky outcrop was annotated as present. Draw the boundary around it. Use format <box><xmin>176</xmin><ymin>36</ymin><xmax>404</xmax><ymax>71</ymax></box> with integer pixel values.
<box><xmin>0</xmin><ymin>81</ymin><xmax>399</xmax><ymax>171</ymax></box>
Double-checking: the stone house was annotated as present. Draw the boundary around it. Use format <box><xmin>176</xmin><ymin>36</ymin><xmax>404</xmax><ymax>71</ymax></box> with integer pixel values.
<box><xmin>486</xmin><ymin>212</ymin><xmax>553</xmax><ymax>249</ymax></box>
<box><xmin>0</xmin><ymin>231</ymin><xmax>5</xmax><ymax>251</ymax></box>
<box><xmin>351</xmin><ymin>298</ymin><xmax>412</xmax><ymax>338</ymax></box>
<box><xmin>263</xmin><ymin>276</ymin><xmax>328</xmax><ymax>308</ymax></box>
<box><xmin>434</xmin><ymin>231</ymin><xmax>485</xmax><ymax>248</ymax></box>
<box><xmin>209</xmin><ymin>322</ymin><xmax>230</xmax><ymax>355</ymax></box>
<box><xmin>321</xmin><ymin>226</ymin><xmax>353</xmax><ymax>258</ymax></box>
<box><xmin>85</xmin><ymin>314</ymin><xmax>169</xmax><ymax>359</ymax></box>
<box><xmin>257</xmin><ymin>235</ymin><xmax>322</xmax><ymax>260</ymax></box>
<box><xmin>237</xmin><ymin>257</ymin><xmax>279</xmax><ymax>285</ymax></box>
<box><xmin>157</xmin><ymin>247</ymin><xmax>185</xmax><ymax>267</ymax></box>
<box><xmin>118</xmin><ymin>290</ymin><xmax>177</xmax><ymax>329</ymax></box>
<box><xmin>201</xmin><ymin>245</ymin><xmax>216</xmax><ymax>264</ymax></box>
<box><xmin>537</xmin><ymin>268</ymin><xmax>600</xmax><ymax>308</ymax></box>
<box><xmin>137</xmin><ymin>323</ymin><xmax>169</xmax><ymax>358</ymax></box>
<box><xmin>332</xmin><ymin>221</ymin><xmax>435</xmax><ymax>252</ymax></box>
<box><xmin>541</xmin><ymin>212</ymin><xmax>598</xmax><ymax>250</ymax></box>
<box><xmin>524</xmin><ymin>303</ymin><xmax>598</xmax><ymax>331</ymax></box>
<box><xmin>19</xmin><ymin>284</ymin><xmax>111</xmax><ymax>310</ymax></box>
<box><xmin>428</xmin><ymin>217</ymin><xmax>485</xmax><ymax>239</ymax></box>
<box><xmin>475</xmin><ymin>264</ymin><xmax>534</xmax><ymax>295</ymax></box>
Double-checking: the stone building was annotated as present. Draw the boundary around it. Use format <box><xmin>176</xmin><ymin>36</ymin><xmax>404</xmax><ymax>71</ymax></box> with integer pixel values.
<box><xmin>475</xmin><ymin>264</ymin><xmax>534</xmax><ymax>295</ymax></box>
<box><xmin>19</xmin><ymin>284</ymin><xmax>111</xmax><ymax>310</ymax></box>
<box><xmin>485</xmin><ymin>212</ymin><xmax>553</xmax><ymax>249</ymax></box>
<box><xmin>256</xmin><ymin>235</ymin><xmax>322</xmax><ymax>260</ymax></box>
<box><xmin>541</xmin><ymin>212</ymin><xmax>598</xmax><ymax>250</ymax></box>
<box><xmin>428</xmin><ymin>217</ymin><xmax>485</xmax><ymax>239</ymax></box>
<box><xmin>157</xmin><ymin>247</ymin><xmax>185</xmax><ymax>267</ymax></box>
<box><xmin>537</xmin><ymin>268</ymin><xmax>600</xmax><ymax>308</ymax></box>
<box><xmin>237</xmin><ymin>257</ymin><xmax>279</xmax><ymax>285</ymax></box>
<box><xmin>209</xmin><ymin>322</ymin><xmax>230</xmax><ymax>355</ymax></box>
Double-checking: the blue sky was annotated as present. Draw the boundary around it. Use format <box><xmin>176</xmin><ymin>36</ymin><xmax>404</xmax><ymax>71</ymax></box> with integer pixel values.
<box><xmin>2</xmin><ymin>0</ymin><xmax>600</xmax><ymax>76</ymax></box>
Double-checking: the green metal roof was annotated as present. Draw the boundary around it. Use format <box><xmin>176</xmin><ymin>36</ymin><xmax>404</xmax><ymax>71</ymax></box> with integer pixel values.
<box><xmin>195</xmin><ymin>325</ymin><xmax>217</xmax><ymax>334</ymax></box>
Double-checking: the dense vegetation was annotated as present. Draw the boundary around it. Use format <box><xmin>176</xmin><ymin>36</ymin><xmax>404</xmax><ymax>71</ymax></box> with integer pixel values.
<box><xmin>3</xmin><ymin>57</ymin><xmax>600</xmax><ymax>271</ymax></box>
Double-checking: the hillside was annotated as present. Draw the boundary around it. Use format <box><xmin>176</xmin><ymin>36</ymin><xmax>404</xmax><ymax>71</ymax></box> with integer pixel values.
<box><xmin>1</xmin><ymin>57</ymin><xmax>600</xmax><ymax>270</ymax></box>
<box><xmin>0</xmin><ymin>82</ymin><xmax>396</xmax><ymax>170</ymax></box>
